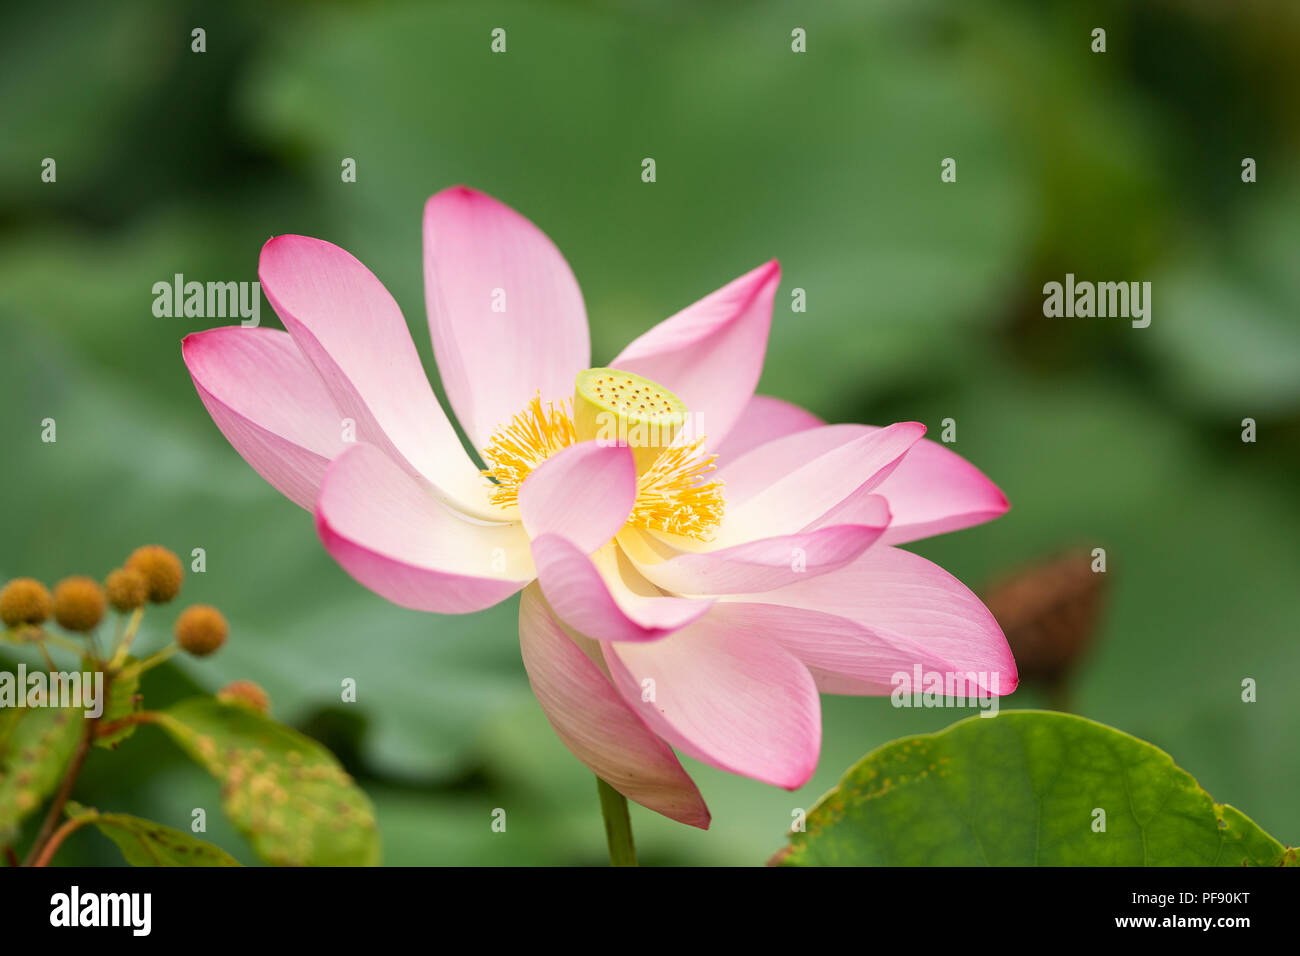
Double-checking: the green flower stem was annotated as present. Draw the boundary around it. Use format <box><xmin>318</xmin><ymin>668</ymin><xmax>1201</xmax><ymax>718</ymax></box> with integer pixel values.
<box><xmin>107</xmin><ymin>607</ymin><xmax>144</xmax><ymax>669</ymax></box>
<box><xmin>133</xmin><ymin>643</ymin><xmax>178</xmax><ymax>675</ymax></box>
<box><xmin>37</xmin><ymin>630</ymin><xmax>87</xmax><ymax>658</ymax></box>
<box><xmin>596</xmin><ymin>777</ymin><xmax>637</xmax><ymax>867</ymax></box>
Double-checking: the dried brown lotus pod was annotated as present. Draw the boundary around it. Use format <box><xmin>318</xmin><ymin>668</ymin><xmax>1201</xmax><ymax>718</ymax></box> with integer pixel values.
<box><xmin>982</xmin><ymin>548</ymin><xmax>1108</xmax><ymax>690</ymax></box>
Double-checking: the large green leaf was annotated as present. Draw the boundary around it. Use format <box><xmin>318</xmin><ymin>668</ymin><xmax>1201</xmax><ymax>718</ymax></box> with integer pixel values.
<box><xmin>0</xmin><ymin>705</ymin><xmax>84</xmax><ymax>842</ymax></box>
<box><xmin>779</xmin><ymin>711</ymin><xmax>1296</xmax><ymax>866</ymax></box>
<box><xmin>153</xmin><ymin>697</ymin><xmax>380</xmax><ymax>866</ymax></box>
<box><xmin>64</xmin><ymin>802</ymin><xmax>239</xmax><ymax>867</ymax></box>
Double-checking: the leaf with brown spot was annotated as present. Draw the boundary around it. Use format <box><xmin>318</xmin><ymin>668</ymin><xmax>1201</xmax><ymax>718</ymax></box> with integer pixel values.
<box><xmin>65</xmin><ymin>802</ymin><xmax>240</xmax><ymax>867</ymax></box>
<box><xmin>0</xmin><ymin>705</ymin><xmax>84</xmax><ymax>842</ymax></box>
<box><xmin>154</xmin><ymin>697</ymin><xmax>380</xmax><ymax>866</ymax></box>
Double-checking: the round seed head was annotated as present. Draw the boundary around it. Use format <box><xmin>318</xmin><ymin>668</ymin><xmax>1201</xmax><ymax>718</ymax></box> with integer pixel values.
<box><xmin>52</xmin><ymin>576</ymin><xmax>106</xmax><ymax>632</ymax></box>
<box><xmin>0</xmin><ymin>578</ymin><xmax>53</xmax><ymax>628</ymax></box>
<box><xmin>174</xmin><ymin>604</ymin><xmax>227</xmax><ymax>657</ymax></box>
<box><xmin>125</xmin><ymin>545</ymin><xmax>184</xmax><ymax>603</ymax></box>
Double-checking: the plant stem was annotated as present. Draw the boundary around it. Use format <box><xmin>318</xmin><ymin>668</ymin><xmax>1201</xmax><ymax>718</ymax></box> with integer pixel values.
<box><xmin>37</xmin><ymin>630</ymin><xmax>87</xmax><ymax>658</ymax></box>
<box><xmin>94</xmin><ymin>710</ymin><xmax>158</xmax><ymax>741</ymax></box>
<box><xmin>21</xmin><ymin>673</ymin><xmax>110</xmax><ymax>866</ymax></box>
<box><xmin>596</xmin><ymin>777</ymin><xmax>637</xmax><ymax>867</ymax></box>
<box><xmin>21</xmin><ymin>721</ymin><xmax>94</xmax><ymax>866</ymax></box>
<box><xmin>31</xmin><ymin>816</ymin><xmax>93</xmax><ymax>868</ymax></box>
<box><xmin>132</xmin><ymin>643</ymin><xmax>177</xmax><ymax>675</ymax></box>
<box><xmin>108</xmin><ymin>608</ymin><xmax>144</xmax><ymax>669</ymax></box>
<box><xmin>34</xmin><ymin>640</ymin><xmax>57</xmax><ymax>673</ymax></box>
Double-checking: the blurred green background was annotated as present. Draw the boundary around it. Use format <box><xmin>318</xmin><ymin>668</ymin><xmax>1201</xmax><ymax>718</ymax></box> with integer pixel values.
<box><xmin>2</xmin><ymin>0</ymin><xmax>1298</xmax><ymax>865</ymax></box>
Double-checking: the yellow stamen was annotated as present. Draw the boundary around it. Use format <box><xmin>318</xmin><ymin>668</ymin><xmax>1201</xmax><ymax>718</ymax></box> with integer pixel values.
<box><xmin>627</xmin><ymin>437</ymin><xmax>725</xmax><ymax>541</ymax></box>
<box><xmin>480</xmin><ymin>391</ymin><xmax>724</xmax><ymax>541</ymax></box>
<box><xmin>480</xmin><ymin>394</ymin><xmax>577</xmax><ymax>509</ymax></box>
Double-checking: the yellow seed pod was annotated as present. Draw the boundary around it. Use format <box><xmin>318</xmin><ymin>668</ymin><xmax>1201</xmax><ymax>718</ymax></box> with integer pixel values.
<box><xmin>174</xmin><ymin>604</ymin><xmax>228</xmax><ymax>657</ymax></box>
<box><xmin>52</xmin><ymin>576</ymin><xmax>106</xmax><ymax>632</ymax></box>
<box><xmin>0</xmin><ymin>578</ymin><xmax>54</xmax><ymax>628</ymax></box>
<box><xmin>217</xmin><ymin>679</ymin><xmax>271</xmax><ymax>715</ymax></box>
<box><xmin>104</xmin><ymin>567</ymin><xmax>149</xmax><ymax>613</ymax></box>
<box><xmin>573</xmin><ymin>367</ymin><xmax>687</xmax><ymax>474</ymax></box>
<box><xmin>125</xmin><ymin>545</ymin><xmax>184</xmax><ymax>603</ymax></box>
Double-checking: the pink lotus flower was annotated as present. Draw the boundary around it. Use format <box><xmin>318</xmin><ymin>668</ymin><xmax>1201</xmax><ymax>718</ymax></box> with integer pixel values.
<box><xmin>182</xmin><ymin>186</ymin><xmax>1016</xmax><ymax>830</ymax></box>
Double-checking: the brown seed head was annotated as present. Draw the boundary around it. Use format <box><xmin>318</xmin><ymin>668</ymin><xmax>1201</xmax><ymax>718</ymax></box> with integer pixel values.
<box><xmin>105</xmin><ymin>567</ymin><xmax>149</xmax><ymax>612</ymax></box>
<box><xmin>125</xmin><ymin>545</ymin><xmax>184</xmax><ymax>603</ymax></box>
<box><xmin>52</xmin><ymin>576</ymin><xmax>106</xmax><ymax>632</ymax></box>
<box><xmin>0</xmin><ymin>578</ymin><xmax>53</xmax><ymax>628</ymax></box>
<box><xmin>174</xmin><ymin>604</ymin><xmax>227</xmax><ymax>657</ymax></box>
